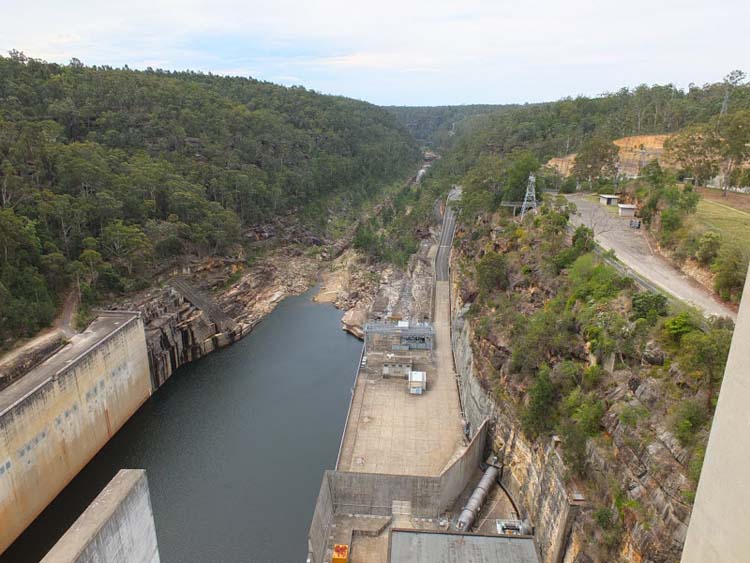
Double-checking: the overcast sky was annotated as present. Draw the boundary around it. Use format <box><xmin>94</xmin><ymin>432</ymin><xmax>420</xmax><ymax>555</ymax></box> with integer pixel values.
<box><xmin>2</xmin><ymin>0</ymin><xmax>748</xmax><ymax>106</ymax></box>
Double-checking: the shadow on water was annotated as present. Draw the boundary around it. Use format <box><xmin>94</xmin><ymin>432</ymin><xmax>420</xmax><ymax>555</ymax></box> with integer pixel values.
<box><xmin>2</xmin><ymin>287</ymin><xmax>361</xmax><ymax>563</ymax></box>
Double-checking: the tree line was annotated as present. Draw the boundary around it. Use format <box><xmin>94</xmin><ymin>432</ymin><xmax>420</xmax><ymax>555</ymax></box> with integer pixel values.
<box><xmin>0</xmin><ymin>52</ymin><xmax>419</xmax><ymax>343</ymax></box>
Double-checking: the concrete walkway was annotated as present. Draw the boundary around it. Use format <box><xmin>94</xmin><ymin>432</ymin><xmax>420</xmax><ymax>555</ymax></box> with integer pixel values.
<box><xmin>567</xmin><ymin>194</ymin><xmax>736</xmax><ymax>320</ymax></box>
<box><xmin>336</xmin><ymin>198</ymin><xmax>465</xmax><ymax>476</ymax></box>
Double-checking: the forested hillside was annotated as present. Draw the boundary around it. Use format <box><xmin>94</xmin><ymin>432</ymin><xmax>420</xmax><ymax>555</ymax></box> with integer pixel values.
<box><xmin>431</xmin><ymin>79</ymin><xmax>750</xmax><ymax>183</ymax></box>
<box><xmin>386</xmin><ymin>104</ymin><xmax>514</xmax><ymax>147</ymax></box>
<box><xmin>419</xmin><ymin>75</ymin><xmax>749</xmax><ymax>560</ymax></box>
<box><xmin>0</xmin><ymin>52</ymin><xmax>419</xmax><ymax>343</ymax></box>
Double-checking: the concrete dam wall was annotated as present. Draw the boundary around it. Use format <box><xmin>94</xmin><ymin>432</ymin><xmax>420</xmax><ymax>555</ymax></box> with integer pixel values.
<box><xmin>41</xmin><ymin>469</ymin><xmax>160</xmax><ymax>563</ymax></box>
<box><xmin>0</xmin><ymin>312</ymin><xmax>152</xmax><ymax>553</ymax></box>
<box><xmin>682</xmin><ymin>265</ymin><xmax>750</xmax><ymax>563</ymax></box>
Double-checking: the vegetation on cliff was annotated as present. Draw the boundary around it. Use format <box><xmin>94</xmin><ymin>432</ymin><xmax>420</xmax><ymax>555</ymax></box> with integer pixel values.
<box><xmin>456</xmin><ymin>200</ymin><xmax>732</xmax><ymax>558</ymax></box>
<box><xmin>413</xmin><ymin>75</ymin><xmax>747</xmax><ymax>560</ymax></box>
<box><xmin>0</xmin><ymin>51</ymin><xmax>419</xmax><ymax>342</ymax></box>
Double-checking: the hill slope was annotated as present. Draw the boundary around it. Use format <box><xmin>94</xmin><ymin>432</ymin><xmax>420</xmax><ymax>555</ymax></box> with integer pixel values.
<box><xmin>0</xmin><ymin>53</ymin><xmax>420</xmax><ymax>342</ymax></box>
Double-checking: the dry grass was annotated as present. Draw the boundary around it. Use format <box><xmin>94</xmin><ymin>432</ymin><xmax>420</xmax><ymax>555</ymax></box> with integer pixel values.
<box><xmin>693</xmin><ymin>198</ymin><xmax>750</xmax><ymax>249</ymax></box>
<box><xmin>697</xmin><ymin>187</ymin><xmax>750</xmax><ymax>213</ymax></box>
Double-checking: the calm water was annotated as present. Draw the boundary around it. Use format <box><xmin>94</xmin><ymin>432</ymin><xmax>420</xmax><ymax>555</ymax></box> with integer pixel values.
<box><xmin>2</xmin><ymin>288</ymin><xmax>361</xmax><ymax>563</ymax></box>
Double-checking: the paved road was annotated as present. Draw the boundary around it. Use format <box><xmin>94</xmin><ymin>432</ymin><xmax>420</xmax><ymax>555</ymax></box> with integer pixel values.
<box><xmin>567</xmin><ymin>194</ymin><xmax>736</xmax><ymax>320</ymax></box>
<box><xmin>436</xmin><ymin>187</ymin><xmax>461</xmax><ymax>282</ymax></box>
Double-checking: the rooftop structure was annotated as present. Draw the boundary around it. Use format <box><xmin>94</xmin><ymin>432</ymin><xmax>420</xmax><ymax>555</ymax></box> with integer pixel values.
<box><xmin>382</xmin><ymin>356</ymin><xmax>413</xmax><ymax>378</ymax></box>
<box><xmin>408</xmin><ymin>371</ymin><xmax>427</xmax><ymax>395</ymax></box>
<box><xmin>364</xmin><ymin>321</ymin><xmax>435</xmax><ymax>353</ymax></box>
<box><xmin>388</xmin><ymin>529</ymin><xmax>539</xmax><ymax>563</ymax></box>
<box><xmin>617</xmin><ymin>203</ymin><xmax>637</xmax><ymax>217</ymax></box>
<box><xmin>599</xmin><ymin>194</ymin><xmax>620</xmax><ymax>205</ymax></box>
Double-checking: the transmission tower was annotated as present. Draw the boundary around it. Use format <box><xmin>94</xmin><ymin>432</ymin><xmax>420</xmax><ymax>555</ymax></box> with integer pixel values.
<box><xmin>520</xmin><ymin>174</ymin><xmax>537</xmax><ymax>219</ymax></box>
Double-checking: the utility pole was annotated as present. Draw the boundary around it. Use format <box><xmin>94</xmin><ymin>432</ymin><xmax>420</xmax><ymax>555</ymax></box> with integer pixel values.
<box><xmin>520</xmin><ymin>174</ymin><xmax>537</xmax><ymax>219</ymax></box>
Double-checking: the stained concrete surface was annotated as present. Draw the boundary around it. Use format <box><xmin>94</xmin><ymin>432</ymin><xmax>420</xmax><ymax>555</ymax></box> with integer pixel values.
<box><xmin>41</xmin><ymin>469</ymin><xmax>160</xmax><ymax>563</ymax></box>
<box><xmin>0</xmin><ymin>312</ymin><xmax>140</xmax><ymax>415</ymax></box>
<box><xmin>681</xmin><ymin>265</ymin><xmax>750</xmax><ymax>562</ymax></box>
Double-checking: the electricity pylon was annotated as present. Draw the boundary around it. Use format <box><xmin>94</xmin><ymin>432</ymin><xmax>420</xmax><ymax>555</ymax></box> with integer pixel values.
<box><xmin>520</xmin><ymin>173</ymin><xmax>537</xmax><ymax>219</ymax></box>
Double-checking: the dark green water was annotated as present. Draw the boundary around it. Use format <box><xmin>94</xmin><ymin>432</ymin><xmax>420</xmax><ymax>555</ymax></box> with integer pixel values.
<box><xmin>2</xmin><ymin>288</ymin><xmax>361</xmax><ymax>563</ymax></box>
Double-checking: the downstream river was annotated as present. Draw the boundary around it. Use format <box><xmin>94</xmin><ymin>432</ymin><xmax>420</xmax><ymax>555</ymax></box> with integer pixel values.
<box><xmin>2</xmin><ymin>287</ymin><xmax>361</xmax><ymax>563</ymax></box>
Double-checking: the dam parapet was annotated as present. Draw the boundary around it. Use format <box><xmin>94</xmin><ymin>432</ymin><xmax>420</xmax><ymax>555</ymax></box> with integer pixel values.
<box><xmin>41</xmin><ymin>469</ymin><xmax>160</xmax><ymax>563</ymax></box>
<box><xmin>0</xmin><ymin>311</ymin><xmax>152</xmax><ymax>553</ymax></box>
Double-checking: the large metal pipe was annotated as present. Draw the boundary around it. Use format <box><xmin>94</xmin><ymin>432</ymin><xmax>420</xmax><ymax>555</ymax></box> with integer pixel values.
<box><xmin>456</xmin><ymin>465</ymin><xmax>499</xmax><ymax>531</ymax></box>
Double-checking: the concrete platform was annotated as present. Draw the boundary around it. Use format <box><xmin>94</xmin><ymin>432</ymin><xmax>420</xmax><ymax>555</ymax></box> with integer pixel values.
<box><xmin>337</xmin><ymin>282</ymin><xmax>465</xmax><ymax>476</ymax></box>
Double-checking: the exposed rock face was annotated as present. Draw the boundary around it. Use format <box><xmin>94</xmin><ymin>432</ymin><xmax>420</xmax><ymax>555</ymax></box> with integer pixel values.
<box><xmin>119</xmin><ymin>247</ymin><xmax>322</xmax><ymax>389</ymax></box>
<box><xmin>643</xmin><ymin>340</ymin><xmax>666</xmax><ymax>365</ymax></box>
<box><xmin>451</xmin><ymin>284</ymin><xmax>690</xmax><ymax>563</ymax></box>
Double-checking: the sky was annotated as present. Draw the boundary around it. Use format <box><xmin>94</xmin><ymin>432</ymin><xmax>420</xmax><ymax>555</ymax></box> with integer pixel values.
<box><xmin>1</xmin><ymin>0</ymin><xmax>748</xmax><ymax>106</ymax></box>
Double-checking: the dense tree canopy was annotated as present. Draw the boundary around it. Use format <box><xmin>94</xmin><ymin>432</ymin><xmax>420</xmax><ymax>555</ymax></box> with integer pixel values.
<box><xmin>424</xmin><ymin>76</ymin><xmax>750</xmax><ymax>185</ymax></box>
<box><xmin>0</xmin><ymin>52</ymin><xmax>419</xmax><ymax>342</ymax></box>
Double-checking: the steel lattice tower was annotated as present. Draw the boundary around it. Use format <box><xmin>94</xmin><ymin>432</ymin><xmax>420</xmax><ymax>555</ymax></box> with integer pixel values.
<box><xmin>520</xmin><ymin>173</ymin><xmax>537</xmax><ymax>219</ymax></box>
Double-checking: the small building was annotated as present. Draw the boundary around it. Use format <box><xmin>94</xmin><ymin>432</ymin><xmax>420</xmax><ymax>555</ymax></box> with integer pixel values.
<box><xmin>599</xmin><ymin>194</ymin><xmax>620</xmax><ymax>206</ymax></box>
<box><xmin>382</xmin><ymin>356</ymin><xmax>413</xmax><ymax>378</ymax></box>
<box><xmin>408</xmin><ymin>371</ymin><xmax>427</xmax><ymax>395</ymax></box>
<box><xmin>618</xmin><ymin>203</ymin><xmax>637</xmax><ymax>217</ymax></box>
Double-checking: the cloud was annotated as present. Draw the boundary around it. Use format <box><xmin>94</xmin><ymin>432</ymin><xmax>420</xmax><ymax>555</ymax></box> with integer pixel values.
<box><xmin>1</xmin><ymin>0</ymin><xmax>748</xmax><ymax>105</ymax></box>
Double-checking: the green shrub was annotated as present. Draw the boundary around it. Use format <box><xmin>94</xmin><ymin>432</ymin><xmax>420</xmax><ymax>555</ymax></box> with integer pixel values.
<box><xmin>574</xmin><ymin>397</ymin><xmax>605</xmax><ymax>436</ymax></box>
<box><xmin>663</xmin><ymin>312</ymin><xmax>698</xmax><ymax>343</ymax></box>
<box><xmin>695</xmin><ymin>232</ymin><xmax>722</xmax><ymax>266</ymax></box>
<box><xmin>559</xmin><ymin>420</ymin><xmax>588</xmax><ymax>475</ymax></box>
<box><xmin>477</xmin><ymin>251</ymin><xmax>510</xmax><ymax>294</ymax></box>
<box><xmin>631</xmin><ymin>292</ymin><xmax>668</xmax><ymax>324</ymax></box>
<box><xmin>522</xmin><ymin>366</ymin><xmax>556</xmax><ymax>438</ymax></box>
<box><xmin>672</xmin><ymin>400</ymin><xmax>708</xmax><ymax>446</ymax></box>
<box><xmin>619</xmin><ymin>405</ymin><xmax>648</xmax><ymax>428</ymax></box>
<box><xmin>582</xmin><ymin>365</ymin><xmax>604</xmax><ymax>390</ymax></box>
<box><xmin>594</xmin><ymin>507</ymin><xmax>614</xmax><ymax>530</ymax></box>
<box><xmin>713</xmin><ymin>245</ymin><xmax>749</xmax><ymax>302</ymax></box>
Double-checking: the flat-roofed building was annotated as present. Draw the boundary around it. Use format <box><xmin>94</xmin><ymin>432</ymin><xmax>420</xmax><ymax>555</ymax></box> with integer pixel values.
<box><xmin>389</xmin><ymin>529</ymin><xmax>539</xmax><ymax>563</ymax></box>
<box><xmin>382</xmin><ymin>356</ymin><xmax>413</xmax><ymax>378</ymax></box>
<box><xmin>599</xmin><ymin>194</ymin><xmax>619</xmax><ymax>206</ymax></box>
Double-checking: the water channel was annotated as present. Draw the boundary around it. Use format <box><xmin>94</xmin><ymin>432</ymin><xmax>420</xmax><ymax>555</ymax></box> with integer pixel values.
<box><xmin>2</xmin><ymin>287</ymin><xmax>361</xmax><ymax>563</ymax></box>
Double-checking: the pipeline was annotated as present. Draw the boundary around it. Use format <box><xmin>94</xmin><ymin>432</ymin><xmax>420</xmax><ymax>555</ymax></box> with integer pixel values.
<box><xmin>456</xmin><ymin>464</ymin><xmax>499</xmax><ymax>531</ymax></box>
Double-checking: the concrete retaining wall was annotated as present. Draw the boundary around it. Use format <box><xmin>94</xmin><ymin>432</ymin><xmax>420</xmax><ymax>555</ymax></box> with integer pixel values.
<box><xmin>41</xmin><ymin>469</ymin><xmax>160</xmax><ymax>563</ymax></box>
<box><xmin>0</xmin><ymin>313</ymin><xmax>152</xmax><ymax>553</ymax></box>
<box><xmin>308</xmin><ymin>421</ymin><xmax>488</xmax><ymax>563</ymax></box>
<box><xmin>308</xmin><ymin>473</ymin><xmax>334</xmax><ymax>563</ymax></box>
<box><xmin>330</xmin><ymin>420</ymin><xmax>487</xmax><ymax>518</ymax></box>
<box><xmin>682</xmin><ymin>265</ymin><xmax>750</xmax><ymax>563</ymax></box>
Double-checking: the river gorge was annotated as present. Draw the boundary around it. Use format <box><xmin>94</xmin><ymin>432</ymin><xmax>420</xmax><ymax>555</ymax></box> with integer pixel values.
<box><xmin>1</xmin><ymin>288</ymin><xmax>361</xmax><ymax>563</ymax></box>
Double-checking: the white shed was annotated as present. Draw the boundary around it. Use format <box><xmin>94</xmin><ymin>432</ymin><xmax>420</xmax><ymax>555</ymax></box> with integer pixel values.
<box><xmin>408</xmin><ymin>371</ymin><xmax>427</xmax><ymax>395</ymax></box>
<box><xmin>618</xmin><ymin>203</ymin><xmax>637</xmax><ymax>217</ymax></box>
<box><xmin>599</xmin><ymin>194</ymin><xmax>620</xmax><ymax>206</ymax></box>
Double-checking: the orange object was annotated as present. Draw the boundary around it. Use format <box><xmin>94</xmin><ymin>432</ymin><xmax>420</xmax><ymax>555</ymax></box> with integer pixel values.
<box><xmin>332</xmin><ymin>544</ymin><xmax>349</xmax><ymax>563</ymax></box>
